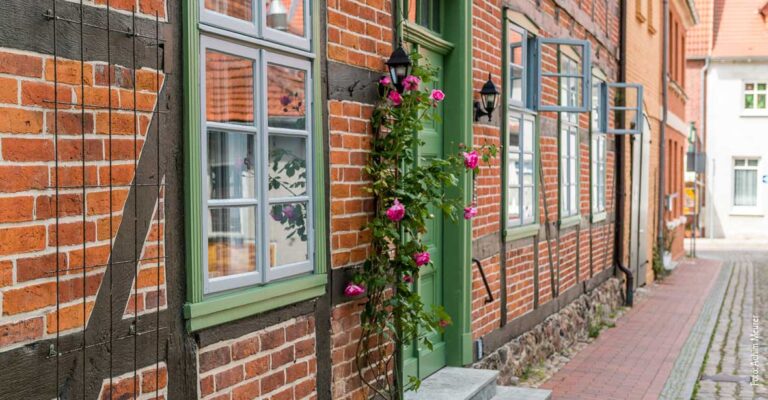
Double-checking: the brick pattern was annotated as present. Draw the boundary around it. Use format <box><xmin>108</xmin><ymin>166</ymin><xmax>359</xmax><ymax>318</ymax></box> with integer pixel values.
<box><xmin>88</xmin><ymin>0</ymin><xmax>167</xmax><ymax>19</ymax></box>
<box><xmin>98</xmin><ymin>362</ymin><xmax>168</xmax><ymax>400</ymax></box>
<box><xmin>0</xmin><ymin>48</ymin><xmax>163</xmax><ymax>351</ymax></box>
<box><xmin>326</xmin><ymin>0</ymin><xmax>393</xmax><ymax>70</ymax></box>
<box><xmin>197</xmin><ymin>316</ymin><xmax>317</xmax><ymax>400</ymax></box>
<box><xmin>124</xmin><ymin>185</ymin><xmax>166</xmax><ymax>318</ymax></box>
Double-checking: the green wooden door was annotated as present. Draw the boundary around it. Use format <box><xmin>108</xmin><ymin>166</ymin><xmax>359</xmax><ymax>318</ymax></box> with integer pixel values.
<box><xmin>402</xmin><ymin>46</ymin><xmax>446</xmax><ymax>380</ymax></box>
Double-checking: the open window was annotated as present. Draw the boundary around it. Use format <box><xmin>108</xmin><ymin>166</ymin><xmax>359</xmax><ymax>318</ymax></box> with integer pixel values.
<box><xmin>600</xmin><ymin>82</ymin><xmax>644</xmax><ymax>134</ymax></box>
<box><xmin>535</xmin><ymin>38</ymin><xmax>592</xmax><ymax>112</ymax></box>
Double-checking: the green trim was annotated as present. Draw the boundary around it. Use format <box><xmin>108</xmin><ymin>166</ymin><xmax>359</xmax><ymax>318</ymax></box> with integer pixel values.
<box><xmin>591</xmin><ymin>211</ymin><xmax>607</xmax><ymax>223</ymax></box>
<box><xmin>505</xmin><ymin>223</ymin><xmax>540</xmax><ymax>241</ymax></box>
<box><xmin>556</xmin><ymin>76</ymin><xmax>581</xmax><ymax>223</ymax></box>
<box><xmin>183</xmin><ymin>0</ymin><xmax>204</xmax><ymax>304</ymax></box>
<box><xmin>559</xmin><ymin>215</ymin><xmax>581</xmax><ymax>229</ymax></box>
<box><xmin>183</xmin><ymin>0</ymin><xmax>328</xmax><ymax>330</ymax></box>
<box><xmin>501</xmin><ymin>17</ymin><xmax>541</xmax><ymax>245</ymax></box>
<box><xmin>440</xmin><ymin>0</ymin><xmax>473</xmax><ymax>367</ymax></box>
<box><xmin>403</xmin><ymin>22</ymin><xmax>454</xmax><ymax>55</ymax></box>
<box><xmin>185</xmin><ymin>274</ymin><xmax>327</xmax><ymax>331</ymax></box>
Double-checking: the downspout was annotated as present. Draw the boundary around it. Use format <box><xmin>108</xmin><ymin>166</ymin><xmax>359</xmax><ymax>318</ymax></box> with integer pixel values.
<box><xmin>615</xmin><ymin>0</ymin><xmax>634</xmax><ymax>306</ymax></box>
<box><xmin>699</xmin><ymin>57</ymin><xmax>711</xmax><ymax>238</ymax></box>
<box><xmin>658</xmin><ymin>0</ymin><xmax>670</xmax><ymax>251</ymax></box>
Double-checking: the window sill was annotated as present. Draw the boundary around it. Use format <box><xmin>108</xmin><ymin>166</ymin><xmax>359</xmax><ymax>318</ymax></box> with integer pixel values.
<box><xmin>729</xmin><ymin>208</ymin><xmax>764</xmax><ymax>217</ymax></box>
<box><xmin>559</xmin><ymin>215</ymin><xmax>581</xmax><ymax>229</ymax></box>
<box><xmin>740</xmin><ymin>111</ymin><xmax>768</xmax><ymax>118</ymax></box>
<box><xmin>505</xmin><ymin>223</ymin><xmax>540</xmax><ymax>242</ymax></box>
<box><xmin>184</xmin><ymin>273</ymin><xmax>327</xmax><ymax>331</ymax></box>
<box><xmin>591</xmin><ymin>211</ymin><xmax>607</xmax><ymax>223</ymax></box>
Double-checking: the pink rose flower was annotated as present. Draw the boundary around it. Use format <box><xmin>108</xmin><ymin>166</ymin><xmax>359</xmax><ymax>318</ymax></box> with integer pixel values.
<box><xmin>388</xmin><ymin>90</ymin><xmax>402</xmax><ymax>106</ymax></box>
<box><xmin>386</xmin><ymin>199</ymin><xmax>406</xmax><ymax>222</ymax></box>
<box><xmin>413</xmin><ymin>251</ymin><xmax>430</xmax><ymax>267</ymax></box>
<box><xmin>344</xmin><ymin>282</ymin><xmax>365</xmax><ymax>297</ymax></box>
<box><xmin>438</xmin><ymin>319</ymin><xmax>450</xmax><ymax>328</ymax></box>
<box><xmin>430</xmin><ymin>89</ymin><xmax>445</xmax><ymax>102</ymax></box>
<box><xmin>463</xmin><ymin>150</ymin><xmax>479</xmax><ymax>169</ymax></box>
<box><xmin>403</xmin><ymin>75</ymin><xmax>421</xmax><ymax>91</ymax></box>
<box><xmin>463</xmin><ymin>206</ymin><xmax>478</xmax><ymax>220</ymax></box>
<box><xmin>379</xmin><ymin>76</ymin><xmax>392</xmax><ymax>86</ymax></box>
<box><xmin>403</xmin><ymin>275</ymin><xmax>413</xmax><ymax>283</ymax></box>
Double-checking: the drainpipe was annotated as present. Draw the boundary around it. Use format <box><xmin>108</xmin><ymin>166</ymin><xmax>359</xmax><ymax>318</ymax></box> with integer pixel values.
<box><xmin>658</xmin><ymin>0</ymin><xmax>670</xmax><ymax>252</ymax></box>
<box><xmin>699</xmin><ymin>57</ymin><xmax>711</xmax><ymax>238</ymax></box>
<box><xmin>615</xmin><ymin>0</ymin><xmax>634</xmax><ymax>306</ymax></box>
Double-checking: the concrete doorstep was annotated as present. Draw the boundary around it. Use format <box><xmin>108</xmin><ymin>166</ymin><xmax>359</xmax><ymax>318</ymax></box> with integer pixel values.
<box><xmin>405</xmin><ymin>367</ymin><xmax>552</xmax><ymax>400</ymax></box>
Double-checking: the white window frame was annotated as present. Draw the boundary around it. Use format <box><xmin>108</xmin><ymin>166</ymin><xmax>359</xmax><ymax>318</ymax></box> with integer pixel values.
<box><xmin>559</xmin><ymin>53</ymin><xmax>580</xmax><ymax>219</ymax></box>
<box><xmin>742</xmin><ymin>81</ymin><xmax>768</xmax><ymax>115</ymax></box>
<box><xmin>535</xmin><ymin>38</ymin><xmax>592</xmax><ymax>112</ymax></box>
<box><xmin>591</xmin><ymin>74</ymin><xmax>607</xmax><ymax>216</ymax></box>
<box><xmin>200</xmin><ymin>30</ymin><xmax>314</xmax><ymax>294</ymax></box>
<box><xmin>731</xmin><ymin>157</ymin><xmax>761</xmax><ymax>214</ymax></box>
<box><xmin>200</xmin><ymin>0</ymin><xmax>312</xmax><ymax>51</ymax></box>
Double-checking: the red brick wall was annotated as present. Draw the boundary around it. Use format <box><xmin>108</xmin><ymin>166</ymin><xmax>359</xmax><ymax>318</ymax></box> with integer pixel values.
<box><xmin>0</xmin><ymin>49</ymin><xmax>164</xmax><ymax>351</ymax></box>
<box><xmin>469</xmin><ymin>0</ymin><xmax>621</xmax><ymax>342</ymax></box>
<box><xmin>197</xmin><ymin>316</ymin><xmax>317</xmax><ymax>400</ymax></box>
<box><xmin>99</xmin><ymin>362</ymin><xmax>168</xmax><ymax>399</ymax></box>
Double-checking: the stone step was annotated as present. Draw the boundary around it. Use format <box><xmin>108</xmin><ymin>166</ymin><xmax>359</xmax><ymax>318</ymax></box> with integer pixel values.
<box><xmin>404</xmin><ymin>367</ymin><xmax>499</xmax><ymax>400</ymax></box>
<box><xmin>491</xmin><ymin>386</ymin><xmax>552</xmax><ymax>400</ymax></box>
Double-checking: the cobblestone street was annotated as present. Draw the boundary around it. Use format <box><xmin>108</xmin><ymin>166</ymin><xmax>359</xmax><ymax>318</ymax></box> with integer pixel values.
<box><xmin>694</xmin><ymin>248</ymin><xmax>768</xmax><ymax>399</ymax></box>
<box><xmin>542</xmin><ymin>240</ymin><xmax>768</xmax><ymax>400</ymax></box>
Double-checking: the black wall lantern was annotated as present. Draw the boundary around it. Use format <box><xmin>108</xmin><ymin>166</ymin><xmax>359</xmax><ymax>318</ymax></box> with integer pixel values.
<box><xmin>474</xmin><ymin>74</ymin><xmax>500</xmax><ymax>122</ymax></box>
<box><xmin>386</xmin><ymin>45</ymin><xmax>412</xmax><ymax>93</ymax></box>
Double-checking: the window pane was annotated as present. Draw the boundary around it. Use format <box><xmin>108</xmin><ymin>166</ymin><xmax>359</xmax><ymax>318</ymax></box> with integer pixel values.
<box><xmin>523</xmin><ymin>187</ymin><xmax>534</xmax><ymax>223</ymax></box>
<box><xmin>268</xmin><ymin>64</ymin><xmax>307</xmax><ymax>129</ymax></box>
<box><xmin>509</xmin><ymin>158</ymin><xmax>520</xmax><ymax>186</ymax></box>
<box><xmin>509</xmin><ymin>117</ymin><xmax>521</xmax><ymax>149</ymax></box>
<box><xmin>523</xmin><ymin>118</ymin><xmax>534</xmax><ymax>151</ymax></box>
<box><xmin>268</xmin><ymin>135</ymin><xmax>308</xmax><ymax>197</ymax></box>
<box><xmin>508</xmin><ymin>187</ymin><xmax>521</xmax><ymax>225</ymax></box>
<box><xmin>734</xmin><ymin>170</ymin><xmax>757</xmax><ymax>206</ymax></box>
<box><xmin>269</xmin><ymin>202</ymin><xmax>310</xmax><ymax>267</ymax></box>
<box><xmin>735</xmin><ymin>159</ymin><xmax>746</xmax><ymax>166</ymax></box>
<box><xmin>206</xmin><ymin>50</ymin><xmax>255</xmax><ymax>125</ymax></box>
<box><xmin>208</xmin><ymin>207</ymin><xmax>258</xmax><ymax>278</ymax></box>
<box><xmin>745</xmin><ymin>83</ymin><xmax>755</xmax><ymax>91</ymax></box>
<box><xmin>758</xmin><ymin>83</ymin><xmax>767</xmax><ymax>91</ymax></box>
<box><xmin>569</xmin><ymin>184</ymin><xmax>577</xmax><ymax>211</ymax></box>
<box><xmin>523</xmin><ymin>153</ymin><xmax>534</xmax><ymax>185</ymax></box>
<box><xmin>207</xmin><ymin>130</ymin><xmax>256</xmax><ymax>200</ymax></box>
<box><xmin>745</xmin><ymin>94</ymin><xmax>754</xmax><ymax>109</ymax></box>
<box><xmin>511</xmin><ymin>67</ymin><xmax>524</xmax><ymax>104</ymax></box>
<box><xmin>758</xmin><ymin>94</ymin><xmax>766</xmax><ymax>109</ymax></box>
<box><xmin>748</xmin><ymin>159</ymin><xmax>759</xmax><ymax>167</ymax></box>
<box><xmin>205</xmin><ymin>0</ymin><xmax>253</xmax><ymax>22</ymax></box>
<box><xmin>265</xmin><ymin>0</ymin><xmax>306</xmax><ymax>37</ymax></box>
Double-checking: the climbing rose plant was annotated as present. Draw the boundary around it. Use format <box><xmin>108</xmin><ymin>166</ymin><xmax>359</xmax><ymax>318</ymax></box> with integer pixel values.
<box><xmin>347</xmin><ymin>53</ymin><xmax>496</xmax><ymax>399</ymax></box>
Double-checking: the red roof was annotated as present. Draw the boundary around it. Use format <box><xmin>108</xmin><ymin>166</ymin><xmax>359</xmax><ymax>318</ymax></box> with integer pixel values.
<box><xmin>687</xmin><ymin>0</ymin><xmax>768</xmax><ymax>58</ymax></box>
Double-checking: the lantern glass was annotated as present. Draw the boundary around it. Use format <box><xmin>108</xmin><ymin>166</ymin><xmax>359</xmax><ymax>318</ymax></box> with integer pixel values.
<box><xmin>484</xmin><ymin>93</ymin><xmax>497</xmax><ymax>111</ymax></box>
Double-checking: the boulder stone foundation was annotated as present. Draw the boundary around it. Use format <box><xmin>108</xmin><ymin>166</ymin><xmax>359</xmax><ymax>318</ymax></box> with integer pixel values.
<box><xmin>473</xmin><ymin>278</ymin><xmax>625</xmax><ymax>385</ymax></box>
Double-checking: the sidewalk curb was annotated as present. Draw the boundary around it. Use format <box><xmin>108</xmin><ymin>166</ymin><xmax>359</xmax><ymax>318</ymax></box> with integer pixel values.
<box><xmin>659</xmin><ymin>261</ymin><xmax>734</xmax><ymax>400</ymax></box>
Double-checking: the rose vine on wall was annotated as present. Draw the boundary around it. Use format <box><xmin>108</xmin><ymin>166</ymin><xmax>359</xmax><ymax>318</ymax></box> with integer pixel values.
<box><xmin>344</xmin><ymin>53</ymin><xmax>497</xmax><ymax>399</ymax></box>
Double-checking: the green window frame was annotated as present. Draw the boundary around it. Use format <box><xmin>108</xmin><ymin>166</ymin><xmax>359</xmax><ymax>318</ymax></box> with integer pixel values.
<box><xmin>183</xmin><ymin>0</ymin><xmax>327</xmax><ymax>332</ymax></box>
<box><xmin>405</xmin><ymin>0</ymin><xmax>443</xmax><ymax>33</ymax></box>
<box><xmin>558</xmin><ymin>51</ymin><xmax>581</xmax><ymax>225</ymax></box>
<box><xmin>504</xmin><ymin>19</ymin><xmax>540</xmax><ymax>241</ymax></box>
<box><xmin>591</xmin><ymin>74</ymin><xmax>607</xmax><ymax>221</ymax></box>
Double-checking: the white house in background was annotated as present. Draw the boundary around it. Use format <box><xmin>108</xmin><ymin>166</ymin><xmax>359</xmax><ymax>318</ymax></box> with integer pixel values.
<box><xmin>705</xmin><ymin>64</ymin><xmax>768</xmax><ymax>239</ymax></box>
<box><xmin>686</xmin><ymin>0</ymin><xmax>768</xmax><ymax>239</ymax></box>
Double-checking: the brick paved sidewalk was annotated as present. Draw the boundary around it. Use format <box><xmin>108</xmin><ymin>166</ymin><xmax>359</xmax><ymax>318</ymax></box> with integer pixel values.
<box><xmin>540</xmin><ymin>258</ymin><xmax>724</xmax><ymax>400</ymax></box>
